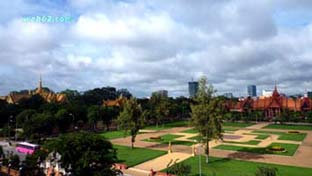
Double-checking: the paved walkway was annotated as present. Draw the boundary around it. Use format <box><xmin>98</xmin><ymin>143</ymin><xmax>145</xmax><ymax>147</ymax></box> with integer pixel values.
<box><xmin>135</xmin><ymin>152</ymin><xmax>191</xmax><ymax>171</ymax></box>
<box><xmin>111</xmin><ymin>122</ymin><xmax>312</xmax><ymax>175</ymax></box>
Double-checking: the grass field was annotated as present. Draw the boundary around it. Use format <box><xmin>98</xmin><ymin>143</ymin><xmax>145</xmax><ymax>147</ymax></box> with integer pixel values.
<box><xmin>223</xmin><ymin>140</ymin><xmax>260</xmax><ymax>145</ymax></box>
<box><xmin>114</xmin><ymin>145</ymin><xmax>166</xmax><ymax>167</ymax></box>
<box><xmin>255</xmin><ymin>134</ymin><xmax>270</xmax><ymax>140</ymax></box>
<box><xmin>174</xmin><ymin>156</ymin><xmax>312</xmax><ymax>176</ymax></box>
<box><xmin>264</xmin><ymin>124</ymin><xmax>312</xmax><ymax>131</ymax></box>
<box><xmin>182</xmin><ymin>128</ymin><xmax>198</xmax><ymax>134</ymax></box>
<box><xmin>253</xmin><ymin>130</ymin><xmax>307</xmax><ymax>141</ymax></box>
<box><xmin>214</xmin><ymin>142</ymin><xmax>299</xmax><ymax>156</ymax></box>
<box><xmin>143</xmin><ymin>134</ymin><xmax>194</xmax><ymax>146</ymax></box>
<box><xmin>223</xmin><ymin>122</ymin><xmax>255</xmax><ymax>127</ymax></box>
<box><xmin>100</xmin><ymin>131</ymin><xmax>129</xmax><ymax>139</ymax></box>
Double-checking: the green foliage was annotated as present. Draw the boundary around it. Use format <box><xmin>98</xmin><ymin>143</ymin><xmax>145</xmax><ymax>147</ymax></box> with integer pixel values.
<box><xmin>117</xmin><ymin>98</ymin><xmax>144</xmax><ymax>148</ymax></box>
<box><xmin>149</xmin><ymin>94</ymin><xmax>170</xmax><ymax>126</ymax></box>
<box><xmin>191</xmin><ymin>76</ymin><xmax>223</xmax><ymax>163</ymax></box>
<box><xmin>55</xmin><ymin>108</ymin><xmax>71</xmax><ymax>133</ymax></box>
<box><xmin>16</xmin><ymin>109</ymin><xmax>37</xmax><ymax>127</ymax></box>
<box><xmin>87</xmin><ymin>105</ymin><xmax>101</xmax><ymax>130</ymax></box>
<box><xmin>255</xmin><ymin>166</ymin><xmax>278</xmax><ymax>176</ymax></box>
<box><xmin>100</xmin><ymin>106</ymin><xmax>119</xmax><ymax>131</ymax></box>
<box><xmin>46</xmin><ymin>132</ymin><xmax>119</xmax><ymax>176</ymax></box>
<box><xmin>167</xmin><ymin>161</ymin><xmax>191</xmax><ymax>176</ymax></box>
<box><xmin>23</xmin><ymin>112</ymin><xmax>56</xmax><ymax>140</ymax></box>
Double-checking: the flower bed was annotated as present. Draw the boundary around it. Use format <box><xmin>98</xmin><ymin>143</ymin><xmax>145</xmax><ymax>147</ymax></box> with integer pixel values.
<box><xmin>288</xmin><ymin>130</ymin><xmax>300</xmax><ymax>134</ymax></box>
<box><xmin>266</xmin><ymin>145</ymin><xmax>287</xmax><ymax>153</ymax></box>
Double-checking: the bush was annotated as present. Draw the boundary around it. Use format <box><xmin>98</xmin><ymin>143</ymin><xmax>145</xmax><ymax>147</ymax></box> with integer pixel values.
<box><xmin>167</xmin><ymin>162</ymin><xmax>191</xmax><ymax>176</ymax></box>
<box><xmin>255</xmin><ymin>166</ymin><xmax>278</xmax><ymax>176</ymax></box>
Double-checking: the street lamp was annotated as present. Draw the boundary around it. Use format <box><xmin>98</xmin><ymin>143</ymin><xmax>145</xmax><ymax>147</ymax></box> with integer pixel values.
<box><xmin>194</xmin><ymin>140</ymin><xmax>202</xmax><ymax>176</ymax></box>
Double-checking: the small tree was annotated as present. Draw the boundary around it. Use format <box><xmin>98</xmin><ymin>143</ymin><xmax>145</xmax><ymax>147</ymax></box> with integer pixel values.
<box><xmin>87</xmin><ymin>105</ymin><xmax>101</xmax><ymax>131</ymax></box>
<box><xmin>117</xmin><ymin>98</ymin><xmax>144</xmax><ymax>149</ymax></box>
<box><xmin>191</xmin><ymin>76</ymin><xmax>223</xmax><ymax>163</ymax></box>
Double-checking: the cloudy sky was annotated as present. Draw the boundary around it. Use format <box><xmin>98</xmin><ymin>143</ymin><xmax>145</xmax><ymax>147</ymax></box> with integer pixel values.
<box><xmin>1</xmin><ymin>0</ymin><xmax>312</xmax><ymax>97</ymax></box>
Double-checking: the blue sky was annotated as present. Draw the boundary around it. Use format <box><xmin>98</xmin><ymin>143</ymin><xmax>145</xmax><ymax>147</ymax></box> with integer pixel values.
<box><xmin>1</xmin><ymin>0</ymin><xmax>312</xmax><ymax>97</ymax></box>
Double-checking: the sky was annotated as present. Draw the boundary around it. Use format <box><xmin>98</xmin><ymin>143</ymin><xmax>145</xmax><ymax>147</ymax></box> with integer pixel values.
<box><xmin>1</xmin><ymin>0</ymin><xmax>312</xmax><ymax>97</ymax></box>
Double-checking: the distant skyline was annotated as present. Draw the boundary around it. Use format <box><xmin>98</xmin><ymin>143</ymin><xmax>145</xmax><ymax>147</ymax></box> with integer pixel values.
<box><xmin>1</xmin><ymin>0</ymin><xmax>312</xmax><ymax>97</ymax></box>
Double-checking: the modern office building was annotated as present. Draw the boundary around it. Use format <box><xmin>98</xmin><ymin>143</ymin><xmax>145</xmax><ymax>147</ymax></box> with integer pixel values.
<box><xmin>247</xmin><ymin>85</ymin><xmax>257</xmax><ymax>97</ymax></box>
<box><xmin>223</xmin><ymin>93</ymin><xmax>233</xmax><ymax>98</ymax></box>
<box><xmin>188</xmin><ymin>81</ymin><xmax>199</xmax><ymax>98</ymax></box>
<box><xmin>152</xmin><ymin>90</ymin><xmax>168</xmax><ymax>98</ymax></box>
<box><xmin>308</xmin><ymin>91</ymin><xmax>312</xmax><ymax>98</ymax></box>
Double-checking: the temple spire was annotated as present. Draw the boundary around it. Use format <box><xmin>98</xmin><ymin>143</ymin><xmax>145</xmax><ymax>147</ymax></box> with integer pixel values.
<box><xmin>272</xmin><ymin>80</ymin><xmax>279</xmax><ymax>97</ymax></box>
<box><xmin>38</xmin><ymin>74</ymin><xmax>43</xmax><ymax>93</ymax></box>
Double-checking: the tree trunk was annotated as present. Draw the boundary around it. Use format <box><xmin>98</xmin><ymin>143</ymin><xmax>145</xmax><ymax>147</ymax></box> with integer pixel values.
<box><xmin>106</xmin><ymin>123</ymin><xmax>110</xmax><ymax>131</ymax></box>
<box><xmin>131</xmin><ymin>136</ymin><xmax>135</xmax><ymax>149</ymax></box>
<box><xmin>206</xmin><ymin>140</ymin><xmax>209</xmax><ymax>163</ymax></box>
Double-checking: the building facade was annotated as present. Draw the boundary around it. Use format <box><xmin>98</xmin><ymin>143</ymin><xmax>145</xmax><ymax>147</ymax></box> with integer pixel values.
<box><xmin>188</xmin><ymin>81</ymin><xmax>199</xmax><ymax>98</ymax></box>
<box><xmin>1</xmin><ymin>76</ymin><xmax>67</xmax><ymax>104</ymax></box>
<box><xmin>230</xmin><ymin>85</ymin><xmax>312</xmax><ymax>120</ymax></box>
<box><xmin>247</xmin><ymin>85</ymin><xmax>257</xmax><ymax>97</ymax></box>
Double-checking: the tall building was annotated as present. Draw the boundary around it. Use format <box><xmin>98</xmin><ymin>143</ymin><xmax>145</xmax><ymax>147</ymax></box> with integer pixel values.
<box><xmin>152</xmin><ymin>90</ymin><xmax>168</xmax><ymax>98</ymax></box>
<box><xmin>223</xmin><ymin>93</ymin><xmax>233</xmax><ymax>98</ymax></box>
<box><xmin>188</xmin><ymin>81</ymin><xmax>199</xmax><ymax>98</ymax></box>
<box><xmin>308</xmin><ymin>91</ymin><xmax>312</xmax><ymax>98</ymax></box>
<box><xmin>247</xmin><ymin>85</ymin><xmax>257</xmax><ymax>97</ymax></box>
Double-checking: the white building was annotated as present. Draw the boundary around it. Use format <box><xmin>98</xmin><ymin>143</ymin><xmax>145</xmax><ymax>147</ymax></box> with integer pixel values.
<box><xmin>262</xmin><ymin>90</ymin><xmax>273</xmax><ymax>97</ymax></box>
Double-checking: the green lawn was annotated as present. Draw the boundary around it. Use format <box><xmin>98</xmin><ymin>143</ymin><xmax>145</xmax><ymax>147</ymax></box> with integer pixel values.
<box><xmin>182</xmin><ymin>127</ymin><xmax>238</xmax><ymax>134</ymax></box>
<box><xmin>144</xmin><ymin>120</ymin><xmax>190</xmax><ymax>130</ymax></box>
<box><xmin>223</xmin><ymin>140</ymin><xmax>260</xmax><ymax>145</ymax></box>
<box><xmin>264</xmin><ymin>124</ymin><xmax>312</xmax><ymax>131</ymax></box>
<box><xmin>223</xmin><ymin>122</ymin><xmax>255</xmax><ymax>127</ymax></box>
<box><xmin>173</xmin><ymin>156</ymin><xmax>312</xmax><ymax>176</ymax></box>
<box><xmin>253</xmin><ymin>130</ymin><xmax>307</xmax><ymax>141</ymax></box>
<box><xmin>100</xmin><ymin>131</ymin><xmax>129</xmax><ymax>139</ymax></box>
<box><xmin>255</xmin><ymin>134</ymin><xmax>270</xmax><ymax>140</ymax></box>
<box><xmin>143</xmin><ymin>134</ymin><xmax>194</xmax><ymax>146</ymax></box>
<box><xmin>214</xmin><ymin>142</ymin><xmax>299</xmax><ymax>156</ymax></box>
<box><xmin>114</xmin><ymin>145</ymin><xmax>166</xmax><ymax>167</ymax></box>
<box><xmin>182</xmin><ymin>128</ymin><xmax>199</xmax><ymax>134</ymax></box>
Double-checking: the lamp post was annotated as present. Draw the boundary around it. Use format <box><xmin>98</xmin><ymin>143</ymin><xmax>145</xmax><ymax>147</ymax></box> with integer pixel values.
<box><xmin>194</xmin><ymin>140</ymin><xmax>202</xmax><ymax>176</ymax></box>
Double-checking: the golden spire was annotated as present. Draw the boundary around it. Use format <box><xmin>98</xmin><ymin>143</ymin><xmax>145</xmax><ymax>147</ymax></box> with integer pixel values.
<box><xmin>38</xmin><ymin>74</ymin><xmax>43</xmax><ymax>93</ymax></box>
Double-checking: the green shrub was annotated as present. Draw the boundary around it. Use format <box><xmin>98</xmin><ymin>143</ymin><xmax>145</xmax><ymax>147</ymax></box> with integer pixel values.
<box><xmin>255</xmin><ymin>166</ymin><xmax>278</xmax><ymax>176</ymax></box>
<box><xmin>167</xmin><ymin>162</ymin><xmax>191</xmax><ymax>176</ymax></box>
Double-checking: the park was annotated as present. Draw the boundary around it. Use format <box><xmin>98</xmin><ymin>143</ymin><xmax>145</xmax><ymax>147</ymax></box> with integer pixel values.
<box><xmin>103</xmin><ymin>121</ymin><xmax>312</xmax><ymax>176</ymax></box>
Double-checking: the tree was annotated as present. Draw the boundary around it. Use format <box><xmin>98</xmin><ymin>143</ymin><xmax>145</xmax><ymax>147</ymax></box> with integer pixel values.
<box><xmin>117</xmin><ymin>88</ymin><xmax>132</xmax><ymax>99</ymax></box>
<box><xmin>39</xmin><ymin>133</ymin><xmax>119</xmax><ymax>176</ymax></box>
<box><xmin>16</xmin><ymin>109</ymin><xmax>37</xmax><ymax>127</ymax></box>
<box><xmin>150</xmin><ymin>95</ymin><xmax>170</xmax><ymax>127</ymax></box>
<box><xmin>55</xmin><ymin>109</ymin><xmax>71</xmax><ymax>133</ymax></box>
<box><xmin>100</xmin><ymin>106</ymin><xmax>119</xmax><ymax>131</ymax></box>
<box><xmin>87</xmin><ymin>105</ymin><xmax>101</xmax><ymax>131</ymax></box>
<box><xmin>117</xmin><ymin>98</ymin><xmax>144</xmax><ymax>149</ymax></box>
<box><xmin>191</xmin><ymin>76</ymin><xmax>223</xmax><ymax>163</ymax></box>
